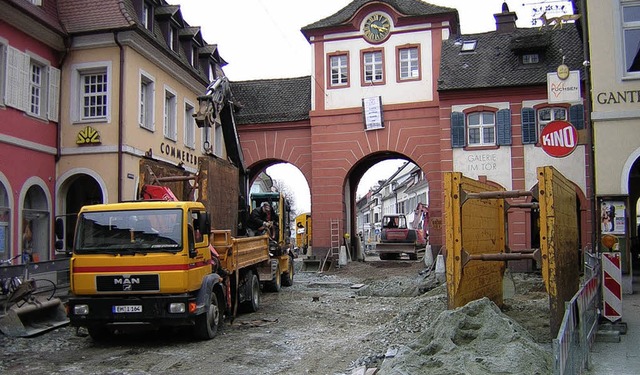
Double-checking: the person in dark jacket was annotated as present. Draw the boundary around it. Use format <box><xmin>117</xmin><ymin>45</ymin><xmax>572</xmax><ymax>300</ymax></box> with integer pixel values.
<box><xmin>247</xmin><ymin>202</ymin><xmax>276</xmax><ymax>238</ymax></box>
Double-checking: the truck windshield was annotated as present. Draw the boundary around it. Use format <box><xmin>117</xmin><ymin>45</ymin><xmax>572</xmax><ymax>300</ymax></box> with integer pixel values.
<box><xmin>74</xmin><ymin>209</ymin><xmax>183</xmax><ymax>254</ymax></box>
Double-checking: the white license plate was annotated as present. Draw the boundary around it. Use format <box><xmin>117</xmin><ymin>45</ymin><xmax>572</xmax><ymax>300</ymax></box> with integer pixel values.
<box><xmin>113</xmin><ymin>305</ymin><xmax>142</xmax><ymax>313</ymax></box>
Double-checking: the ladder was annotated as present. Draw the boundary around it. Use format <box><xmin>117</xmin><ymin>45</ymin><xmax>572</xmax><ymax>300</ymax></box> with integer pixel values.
<box><xmin>320</xmin><ymin>219</ymin><xmax>341</xmax><ymax>272</ymax></box>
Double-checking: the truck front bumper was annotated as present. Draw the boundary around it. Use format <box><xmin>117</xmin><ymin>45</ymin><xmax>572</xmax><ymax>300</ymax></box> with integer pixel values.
<box><xmin>67</xmin><ymin>294</ymin><xmax>199</xmax><ymax>328</ymax></box>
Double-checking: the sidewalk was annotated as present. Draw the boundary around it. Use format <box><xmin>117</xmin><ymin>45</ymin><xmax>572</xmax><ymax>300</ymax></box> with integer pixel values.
<box><xmin>587</xmin><ymin>275</ymin><xmax>640</xmax><ymax>374</ymax></box>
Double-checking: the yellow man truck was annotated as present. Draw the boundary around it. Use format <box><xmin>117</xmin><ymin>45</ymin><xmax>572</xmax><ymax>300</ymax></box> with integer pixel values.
<box><xmin>63</xmin><ymin>200</ymin><xmax>273</xmax><ymax>341</ymax></box>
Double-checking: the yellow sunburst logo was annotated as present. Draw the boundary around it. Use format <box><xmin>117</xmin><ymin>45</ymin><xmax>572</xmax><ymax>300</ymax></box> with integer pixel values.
<box><xmin>77</xmin><ymin>126</ymin><xmax>101</xmax><ymax>144</ymax></box>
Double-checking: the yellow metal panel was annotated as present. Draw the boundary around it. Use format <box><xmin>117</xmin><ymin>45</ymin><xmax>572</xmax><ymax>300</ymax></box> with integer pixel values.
<box><xmin>537</xmin><ymin>166</ymin><xmax>579</xmax><ymax>337</ymax></box>
<box><xmin>235</xmin><ymin>235</ymin><xmax>270</xmax><ymax>269</ymax></box>
<box><xmin>444</xmin><ymin>172</ymin><xmax>506</xmax><ymax>309</ymax></box>
<box><xmin>211</xmin><ymin>230</ymin><xmax>270</xmax><ymax>272</ymax></box>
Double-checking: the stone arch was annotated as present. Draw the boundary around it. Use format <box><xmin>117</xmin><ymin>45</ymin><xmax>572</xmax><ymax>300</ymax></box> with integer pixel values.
<box><xmin>621</xmin><ymin>146</ymin><xmax>640</xmax><ymax>195</ymax></box>
<box><xmin>238</xmin><ymin>99</ymin><xmax>443</xmax><ymax>255</ymax></box>
<box><xmin>344</xmin><ymin>152</ymin><xmax>430</xmax><ymax>256</ymax></box>
<box><xmin>56</xmin><ymin>169</ymin><xmax>106</xmax><ymax>252</ymax></box>
<box><xmin>240</xmin><ymin>123</ymin><xmax>313</xmax><ymax>189</ymax></box>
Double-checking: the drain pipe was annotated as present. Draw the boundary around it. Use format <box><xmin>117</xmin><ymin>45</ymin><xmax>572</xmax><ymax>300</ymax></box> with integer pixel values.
<box><xmin>114</xmin><ymin>31</ymin><xmax>124</xmax><ymax>202</ymax></box>
<box><xmin>55</xmin><ymin>37</ymin><xmax>71</xmax><ymax>163</ymax></box>
<box><xmin>579</xmin><ymin>0</ymin><xmax>596</xmax><ymax>250</ymax></box>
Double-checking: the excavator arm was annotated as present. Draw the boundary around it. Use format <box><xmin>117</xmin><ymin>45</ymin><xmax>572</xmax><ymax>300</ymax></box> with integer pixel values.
<box><xmin>194</xmin><ymin>76</ymin><xmax>231</xmax><ymax>129</ymax></box>
<box><xmin>412</xmin><ymin>203</ymin><xmax>429</xmax><ymax>232</ymax></box>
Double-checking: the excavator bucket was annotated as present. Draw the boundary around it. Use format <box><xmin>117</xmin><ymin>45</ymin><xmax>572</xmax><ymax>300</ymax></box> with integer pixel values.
<box><xmin>0</xmin><ymin>296</ymin><xmax>69</xmax><ymax>337</ymax></box>
<box><xmin>301</xmin><ymin>256</ymin><xmax>322</xmax><ymax>272</ymax></box>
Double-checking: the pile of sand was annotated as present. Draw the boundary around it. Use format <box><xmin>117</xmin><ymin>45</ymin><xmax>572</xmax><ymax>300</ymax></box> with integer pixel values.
<box><xmin>377</xmin><ymin>297</ymin><xmax>552</xmax><ymax>375</ymax></box>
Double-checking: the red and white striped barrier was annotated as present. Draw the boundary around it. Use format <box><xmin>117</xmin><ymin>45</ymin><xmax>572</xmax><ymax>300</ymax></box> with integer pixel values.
<box><xmin>602</xmin><ymin>252</ymin><xmax>622</xmax><ymax>322</ymax></box>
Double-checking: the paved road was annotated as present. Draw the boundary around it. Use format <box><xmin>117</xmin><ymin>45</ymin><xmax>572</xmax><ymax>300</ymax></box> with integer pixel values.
<box><xmin>587</xmin><ymin>274</ymin><xmax>640</xmax><ymax>374</ymax></box>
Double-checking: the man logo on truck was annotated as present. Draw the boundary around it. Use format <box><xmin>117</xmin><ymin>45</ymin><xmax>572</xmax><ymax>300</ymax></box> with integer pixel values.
<box><xmin>114</xmin><ymin>277</ymin><xmax>140</xmax><ymax>291</ymax></box>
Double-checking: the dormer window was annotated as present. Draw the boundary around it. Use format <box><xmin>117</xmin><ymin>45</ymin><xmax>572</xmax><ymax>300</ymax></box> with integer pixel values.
<box><xmin>168</xmin><ymin>27</ymin><xmax>179</xmax><ymax>51</ymax></box>
<box><xmin>142</xmin><ymin>2</ymin><xmax>153</xmax><ymax>31</ymax></box>
<box><xmin>523</xmin><ymin>53</ymin><xmax>539</xmax><ymax>64</ymax></box>
<box><xmin>460</xmin><ymin>40</ymin><xmax>477</xmax><ymax>53</ymax></box>
<box><xmin>192</xmin><ymin>46</ymin><xmax>199</xmax><ymax>68</ymax></box>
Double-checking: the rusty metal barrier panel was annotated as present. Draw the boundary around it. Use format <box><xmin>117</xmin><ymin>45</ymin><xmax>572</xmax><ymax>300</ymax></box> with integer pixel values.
<box><xmin>538</xmin><ymin>166</ymin><xmax>580</xmax><ymax>337</ymax></box>
<box><xmin>444</xmin><ymin>172</ymin><xmax>506</xmax><ymax>309</ymax></box>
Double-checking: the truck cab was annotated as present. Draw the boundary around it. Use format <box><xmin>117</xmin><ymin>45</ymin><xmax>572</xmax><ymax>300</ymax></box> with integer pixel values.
<box><xmin>64</xmin><ymin>201</ymin><xmax>227</xmax><ymax>340</ymax></box>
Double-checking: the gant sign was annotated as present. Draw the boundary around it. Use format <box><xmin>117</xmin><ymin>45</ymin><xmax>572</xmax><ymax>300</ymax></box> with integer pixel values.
<box><xmin>540</xmin><ymin>120</ymin><xmax>578</xmax><ymax>157</ymax></box>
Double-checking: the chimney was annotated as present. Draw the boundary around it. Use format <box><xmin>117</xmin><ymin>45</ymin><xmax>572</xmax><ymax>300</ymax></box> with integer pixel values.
<box><xmin>494</xmin><ymin>2</ymin><xmax>518</xmax><ymax>33</ymax></box>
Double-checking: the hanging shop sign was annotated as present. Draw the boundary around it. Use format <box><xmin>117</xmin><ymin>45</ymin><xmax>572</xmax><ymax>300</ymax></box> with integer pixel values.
<box><xmin>539</xmin><ymin>120</ymin><xmax>577</xmax><ymax>157</ymax></box>
<box><xmin>547</xmin><ymin>70</ymin><xmax>581</xmax><ymax>103</ymax></box>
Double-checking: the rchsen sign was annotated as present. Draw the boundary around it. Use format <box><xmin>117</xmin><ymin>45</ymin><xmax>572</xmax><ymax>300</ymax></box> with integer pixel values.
<box><xmin>540</xmin><ymin>120</ymin><xmax>578</xmax><ymax>158</ymax></box>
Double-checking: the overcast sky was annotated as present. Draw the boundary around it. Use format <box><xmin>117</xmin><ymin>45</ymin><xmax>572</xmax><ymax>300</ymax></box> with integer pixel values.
<box><xmin>167</xmin><ymin>0</ymin><xmax>574</xmax><ymax>212</ymax></box>
<box><xmin>168</xmin><ymin>0</ymin><xmax>570</xmax><ymax>80</ymax></box>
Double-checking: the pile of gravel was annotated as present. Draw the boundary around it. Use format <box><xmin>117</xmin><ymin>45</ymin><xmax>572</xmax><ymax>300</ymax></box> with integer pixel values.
<box><xmin>355</xmin><ymin>273</ymin><xmax>440</xmax><ymax>298</ymax></box>
<box><xmin>377</xmin><ymin>297</ymin><xmax>553</xmax><ymax>375</ymax></box>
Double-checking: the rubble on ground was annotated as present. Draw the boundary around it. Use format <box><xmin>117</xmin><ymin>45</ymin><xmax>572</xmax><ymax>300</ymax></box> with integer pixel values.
<box><xmin>344</xmin><ymin>270</ymin><xmax>552</xmax><ymax>375</ymax></box>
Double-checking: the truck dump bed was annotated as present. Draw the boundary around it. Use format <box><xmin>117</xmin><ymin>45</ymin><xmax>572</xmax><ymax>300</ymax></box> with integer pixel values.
<box><xmin>211</xmin><ymin>230</ymin><xmax>269</xmax><ymax>272</ymax></box>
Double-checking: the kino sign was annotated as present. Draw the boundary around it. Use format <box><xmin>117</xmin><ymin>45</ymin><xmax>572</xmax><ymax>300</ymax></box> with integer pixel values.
<box><xmin>540</xmin><ymin>120</ymin><xmax>578</xmax><ymax>157</ymax></box>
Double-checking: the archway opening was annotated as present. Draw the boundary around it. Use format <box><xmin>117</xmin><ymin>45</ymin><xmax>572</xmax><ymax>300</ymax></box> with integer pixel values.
<box><xmin>61</xmin><ymin>174</ymin><xmax>103</xmax><ymax>251</ymax></box>
<box><xmin>348</xmin><ymin>153</ymin><xmax>425</xmax><ymax>261</ymax></box>
<box><xmin>628</xmin><ymin>157</ymin><xmax>640</xmax><ymax>269</ymax></box>
<box><xmin>249</xmin><ymin>161</ymin><xmax>310</xmax><ymax>248</ymax></box>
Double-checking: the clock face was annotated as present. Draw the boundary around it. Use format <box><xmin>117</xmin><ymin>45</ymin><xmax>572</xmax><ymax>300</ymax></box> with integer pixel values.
<box><xmin>363</xmin><ymin>14</ymin><xmax>391</xmax><ymax>42</ymax></box>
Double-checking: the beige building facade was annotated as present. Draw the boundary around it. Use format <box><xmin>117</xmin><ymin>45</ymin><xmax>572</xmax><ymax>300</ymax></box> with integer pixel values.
<box><xmin>588</xmin><ymin>0</ymin><xmax>640</xmax><ymax>291</ymax></box>
<box><xmin>54</xmin><ymin>1</ymin><xmax>229</xmax><ymax>252</ymax></box>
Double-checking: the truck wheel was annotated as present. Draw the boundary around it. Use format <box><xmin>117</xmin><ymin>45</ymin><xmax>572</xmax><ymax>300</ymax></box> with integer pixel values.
<box><xmin>282</xmin><ymin>258</ymin><xmax>294</xmax><ymax>287</ymax></box>
<box><xmin>87</xmin><ymin>326</ymin><xmax>111</xmax><ymax>341</ymax></box>
<box><xmin>194</xmin><ymin>291</ymin><xmax>221</xmax><ymax>340</ymax></box>
<box><xmin>244</xmin><ymin>273</ymin><xmax>260</xmax><ymax>312</ymax></box>
<box><xmin>265</xmin><ymin>263</ymin><xmax>282</xmax><ymax>292</ymax></box>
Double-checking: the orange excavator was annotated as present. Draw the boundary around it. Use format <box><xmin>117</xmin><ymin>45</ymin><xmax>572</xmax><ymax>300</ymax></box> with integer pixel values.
<box><xmin>376</xmin><ymin>203</ymin><xmax>428</xmax><ymax>260</ymax></box>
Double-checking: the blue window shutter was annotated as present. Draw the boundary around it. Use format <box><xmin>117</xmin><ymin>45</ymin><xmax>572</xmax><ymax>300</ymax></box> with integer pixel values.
<box><xmin>570</xmin><ymin>104</ymin><xmax>585</xmax><ymax>130</ymax></box>
<box><xmin>521</xmin><ymin>107</ymin><xmax>537</xmax><ymax>144</ymax></box>
<box><xmin>496</xmin><ymin>109</ymin><xmax>512</xmax><ymax>145</ymax></box>
<box><xmin>451</xmin><ymin>112</ymin><xmax>465</xmax><ymax>148</ymax></box>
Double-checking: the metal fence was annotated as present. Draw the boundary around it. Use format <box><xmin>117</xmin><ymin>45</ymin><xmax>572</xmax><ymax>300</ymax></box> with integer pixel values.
<box><xmin>553</xmin><ymin>250</ymin><xmax>601</xmax><ymax>375</ymax></box>
<box><xmin>0</xmin><ymin>258</ymin><xmax>70</xmax><ymax>303</ymax></box>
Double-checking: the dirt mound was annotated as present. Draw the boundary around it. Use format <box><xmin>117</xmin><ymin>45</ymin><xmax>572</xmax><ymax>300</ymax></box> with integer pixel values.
<box><xmin>377</xmin><ymin>297</ymin><xmax>552</xmax><ymax>374</ymax></box>
<box><xmin>356</xmin><ymin>274</ymin><xmax>441</xmax><ymax>297</ymax></box>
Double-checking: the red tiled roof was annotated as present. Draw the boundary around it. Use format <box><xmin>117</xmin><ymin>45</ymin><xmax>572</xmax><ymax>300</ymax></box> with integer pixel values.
<box><xmin>6</xmin><ymin>0</ymin><xmax>66</xmax><ymax>34</ymax></box>
<box><xmin>57</xmin><ymin>0</ymin><xmax>136</xmax><ymax>33</ymax></box>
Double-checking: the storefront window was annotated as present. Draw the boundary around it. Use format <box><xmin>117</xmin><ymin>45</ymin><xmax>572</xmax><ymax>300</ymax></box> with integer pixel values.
<box><xmin>22</xmin><ymin>185</ymin><xmax>49</xmax><ymax>262</ymax></box>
